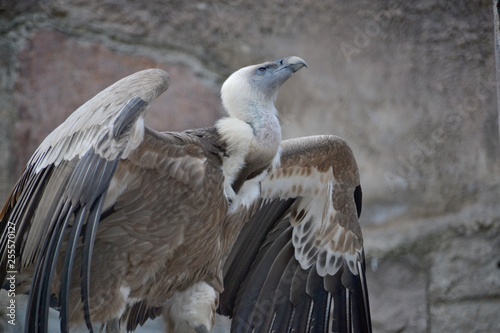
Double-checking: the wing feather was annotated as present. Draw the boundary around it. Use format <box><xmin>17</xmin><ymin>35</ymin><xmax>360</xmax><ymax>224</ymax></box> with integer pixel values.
<box><xmin>271</xmin><ymin>258</ymin><xmax>297</xmax><ymax>333</ymax></box>
<box><xmin>0</xmin><ymin>69</ymin><xmax>169</xmax><ymax>333</ymax></box>
<box><xmin>220</xmin><ymin>135</ymin><xmax>372</xmax><ymax>333</ymax></box>
<box><xmin>231</xmin><ymin>225</ymin><xmax>292</xmax><ymax>332</ymax></box>
<box><xmin>219</xmin><ymin>199</ymin><xmax>294</xmax><ymax>317</ymax></box>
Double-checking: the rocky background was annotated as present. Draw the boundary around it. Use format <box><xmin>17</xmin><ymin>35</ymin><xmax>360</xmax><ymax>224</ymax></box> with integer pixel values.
<box><xmin>0</xmin><ymin>0</ymin><xmax>499</xmax><ymax>332</ymax></box>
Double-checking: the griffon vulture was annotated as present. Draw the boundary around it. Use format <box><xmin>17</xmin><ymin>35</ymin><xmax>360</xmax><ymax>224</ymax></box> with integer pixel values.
<box><xmin>0</xmin><ymin>56</ymin><xmax>371</xmax><ymax>333</ymax></box>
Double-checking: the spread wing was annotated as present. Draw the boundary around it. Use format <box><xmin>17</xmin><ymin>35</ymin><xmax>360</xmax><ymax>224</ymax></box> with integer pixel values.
<box><xmin>219</xmin><ymin>135</ymin><xmax>372</xmax><ymax>333</ymax></box>
<box><xmin>0</xmin><ymin>69</ymin><xmax>170</xmax><ymax>333</ymax></box>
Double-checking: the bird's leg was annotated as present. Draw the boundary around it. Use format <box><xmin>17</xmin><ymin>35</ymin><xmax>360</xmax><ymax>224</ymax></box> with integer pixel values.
<box><xmin>162</xmin><ymin>281</ymin><xmax>218</xmax><ymax>333</ymax></box>
<box><xmin>104</xmin><ymin>318</ymin><xmax>122</xmax><ymax>333</ymax></box>
<box><xmin>194</xmin><ymin>325</ymin><xmax>210</xmax><ymax>333</ymax></box>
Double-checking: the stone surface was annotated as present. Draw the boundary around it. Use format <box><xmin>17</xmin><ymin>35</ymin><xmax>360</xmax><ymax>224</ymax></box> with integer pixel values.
<box><xmin>429</xmin><ymin>234</ymin><xmax>500</xmax><ymax>302</ymax></box>
<box><xmin>0</xmin><ymin>37</ymin><xmax>16</xmax><ymax>208</ymax></box>
<box><xmin>363</xmin><ymin>189</ymin><xmax>500</xmax><ymax>333</ymax></box>
<box><xmin>0</xmin><ymin>1</ymin><xmax>499</xmax><ymax>332</ymax></box>
<box><xmin>365</xmin><ymin>257</ymin><xmax>427</xmax><ymax>333</ymax></box>
<box><xmin>430</xmin><ymin>300</ymin><xmax>500</xmax><ymax>333</ymax></box>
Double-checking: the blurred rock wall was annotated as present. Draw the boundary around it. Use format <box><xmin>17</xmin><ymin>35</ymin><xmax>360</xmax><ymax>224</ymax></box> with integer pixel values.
<box><xmin>0</xmin><ymin>0</ymin><xmax>499</xmax><ymax>332</ymax></box>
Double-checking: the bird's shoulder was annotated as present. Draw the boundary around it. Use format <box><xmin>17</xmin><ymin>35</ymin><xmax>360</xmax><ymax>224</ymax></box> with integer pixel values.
<box><xmin>110</xmin><ymin>126</ymin><xmax>227</xmax><ymax>198</ymax></box>
<box><xmin>126</xmin><ymin>126</ymin><xmax>225</xmax><ymax>169</ymax></box>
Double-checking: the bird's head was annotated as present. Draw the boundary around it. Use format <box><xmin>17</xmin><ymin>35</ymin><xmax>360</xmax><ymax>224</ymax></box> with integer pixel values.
<box><xmin>221</xmin><ymin>56</ymin><xmax>307</xmax><ymax>121</ymax></box>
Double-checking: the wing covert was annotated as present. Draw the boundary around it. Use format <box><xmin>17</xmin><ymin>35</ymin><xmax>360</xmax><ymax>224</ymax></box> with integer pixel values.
<box><xmin>220</xmin><ymin>135</ymin><xmax>372</xmax><ymax>333</ymax></box>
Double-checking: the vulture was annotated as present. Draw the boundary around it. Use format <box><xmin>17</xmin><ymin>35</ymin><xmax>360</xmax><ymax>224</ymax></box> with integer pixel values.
<box><xmin>0</xmin><ymin>56</ymin><xmax>372</xmax><ymax>333</ymax></box>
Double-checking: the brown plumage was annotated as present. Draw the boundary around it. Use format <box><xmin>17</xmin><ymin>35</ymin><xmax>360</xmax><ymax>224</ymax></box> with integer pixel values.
<box><xmin>0</xmin><ymin>57</ymin><xmax>371</xmax><ymax>333</ymax></box>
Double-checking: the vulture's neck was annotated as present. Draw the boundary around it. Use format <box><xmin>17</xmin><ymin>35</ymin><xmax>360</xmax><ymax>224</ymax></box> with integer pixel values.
<box><xmin>216</xmin><ymin>101</ymin><xmax>282</xmax><ymax>208</ymax></box>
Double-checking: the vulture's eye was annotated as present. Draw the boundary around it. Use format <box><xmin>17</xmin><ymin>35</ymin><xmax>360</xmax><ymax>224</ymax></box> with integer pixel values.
<box><xmin>257</xmin><ymin>67</ymin><xmax>267</xmax><ymax>75</ymax></box>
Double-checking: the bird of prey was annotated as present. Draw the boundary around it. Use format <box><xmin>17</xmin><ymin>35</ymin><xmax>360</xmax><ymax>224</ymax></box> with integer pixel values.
<box><xmin>0</xmin><ymin>56</ymin><xmax>371</xmax><ymax>333</ymax></box>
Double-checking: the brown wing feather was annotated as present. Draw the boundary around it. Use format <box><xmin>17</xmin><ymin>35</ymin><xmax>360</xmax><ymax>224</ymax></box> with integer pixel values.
<box><xmin>262</xmin><ymin>135</ymin><xmax>363</xmax><ymax>276</ymax></box>
<box><xmin>220</xmin><ymin>135</ymin><xmax>372</xmax><ymax>333</ymax></box>
<box><xmin>53</xmin><ymin>127</ymin><xmax>228</xmax><ymax>324</ymax></box>
<box><xmin>0</xmin><ymin>69</ymin><xmax>173</xmax><ymax>333</ymax></box>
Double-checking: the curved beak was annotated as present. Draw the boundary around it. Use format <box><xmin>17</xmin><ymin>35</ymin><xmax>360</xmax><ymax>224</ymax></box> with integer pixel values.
<box><xmin>275</xmin><ymin>56</ymin><xmax>308</xmax><ymax>73</ymax></box>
